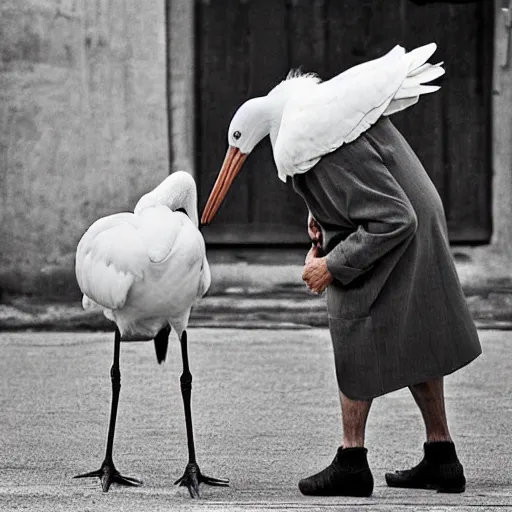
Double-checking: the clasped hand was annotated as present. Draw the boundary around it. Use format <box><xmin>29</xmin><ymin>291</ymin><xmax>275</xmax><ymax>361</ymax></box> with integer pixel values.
<box><xmin>302</xmin><ymin>245</ymin><xmax>333</xmax><ymax>294</ymax></box>
<box><xmin>302</xmin><ymin>214</ymin><xmax>333</xmax><ymax>294</ymax></box>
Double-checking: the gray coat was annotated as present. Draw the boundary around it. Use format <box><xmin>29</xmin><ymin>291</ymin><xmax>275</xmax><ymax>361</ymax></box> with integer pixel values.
<box><xmin>293</xmin><ymin>117</ymin><xmax>482</xmax><ymax>400</ymax></box>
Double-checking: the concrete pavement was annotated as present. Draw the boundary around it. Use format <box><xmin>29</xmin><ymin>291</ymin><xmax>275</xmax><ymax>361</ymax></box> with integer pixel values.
<box><xmin>0</xmin><ymin>328</ymin><xmax>511</xmax><ymax>511</ymax></box>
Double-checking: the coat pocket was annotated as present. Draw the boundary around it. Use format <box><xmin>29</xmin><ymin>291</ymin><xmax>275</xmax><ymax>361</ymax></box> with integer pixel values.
<box><xmin>328</xmin><ymin>315</ymin><xmax>383</xmax><ymax>400</ymax></box>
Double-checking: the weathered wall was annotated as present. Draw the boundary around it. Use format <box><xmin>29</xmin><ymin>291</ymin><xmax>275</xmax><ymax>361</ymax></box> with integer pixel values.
<box><xmin>492</xmin><ymin>0</ymin><xmax>512</xmax><ymax>254</ymax></box>
<box><xmin>0</xmin><ymin>0</ymin><xmax>168</xmax><ymax>297</ymax></box>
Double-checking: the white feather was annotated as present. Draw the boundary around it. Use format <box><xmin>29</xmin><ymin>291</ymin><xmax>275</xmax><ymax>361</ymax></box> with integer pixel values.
<box><xmin>383</xmin><ymin>97</ymin><xmax>419</xmax><ymax>116</ymax></box>
<box><xmin>408</xmin><ymin>64</ymin><xmax>444</xmax><ymax>84</ymax></box>
<box><xmin>272</xmin><ymin>43</ymin><xmax>444</xmax><ymax>181</ymax></box>
<box><xmin>75</xmin><ymin>172</ymin><xmax>208</xmax><ymax>339</ymax></box>
<box><xmin>405</xmin><ymin>42</ymin><xmax>437</xmax><ymax>72</ymax></box>
<box><xmin>394</xmin><ymin>84</ymin><xmax>440</xmax><ymax>99</ymax></box>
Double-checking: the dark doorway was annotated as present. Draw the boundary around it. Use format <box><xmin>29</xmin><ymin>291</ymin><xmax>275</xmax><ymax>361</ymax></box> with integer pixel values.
<box><xmin>196</xmin><ymin>0</ymin><xmax>493</xmax><ymax>245</ymax></box>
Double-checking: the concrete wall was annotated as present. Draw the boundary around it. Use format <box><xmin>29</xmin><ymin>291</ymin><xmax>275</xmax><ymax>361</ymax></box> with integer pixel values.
<box><xmin>493</xmin><ymin>0</ymin><xmax>512</xmax><ymax>254</ymax></box>
<box><xmin>0</xmin><ymin>0</ymin><xmax>168</xmax><ymax>297</ymax></box>
<box><xmin>1</xmin><ymin>0</ymin><xmax>511</xmax><ymax>299</ymax></box>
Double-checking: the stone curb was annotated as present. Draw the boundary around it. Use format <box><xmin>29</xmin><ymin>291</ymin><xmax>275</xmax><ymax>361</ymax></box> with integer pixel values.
<box><xmin>2</xmin><ymin>248</ymin><xmax>512</xmax><ymax>331</ymax></box>
<box><xmin>2</xmin><ymin>287</ymin><xmax>512</xmax><ymax>331</ymax></box>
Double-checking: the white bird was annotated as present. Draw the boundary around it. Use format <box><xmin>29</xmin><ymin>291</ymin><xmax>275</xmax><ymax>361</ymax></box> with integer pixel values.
<box><xmin>74</xmin><ymin>171</ymin><xmax>228</xmax><ymax>497</ymax></box>
<box><xmin>201</xmin><ymin>43</ymin><xmax>444</xmax><ymax>224</ymax></box>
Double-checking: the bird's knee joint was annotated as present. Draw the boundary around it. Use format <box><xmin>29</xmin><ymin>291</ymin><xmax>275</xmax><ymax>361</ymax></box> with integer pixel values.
<box><xmin>110</xmin><ymin>365</ymin><xmax>121</xmax><ymax>386</ymax></box>
<box><xmin>180</xmin><ymin>372</ymin><xmax>192</xmax><ymax>390</ymax></box>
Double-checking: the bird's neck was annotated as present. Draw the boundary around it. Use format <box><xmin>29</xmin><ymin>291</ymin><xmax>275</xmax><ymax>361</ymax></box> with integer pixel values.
<box><xmin>134</xmin><ymin>173</ymin><xmax>199</xmax><ymax>227</ymax></box>
<box><xmin>166</xmin><ymin>186</ymin><xmax>199</xmax><ymax>227</ymax></box>
<box><xmin>267</xmin><ymin>95</ymin><xmax>290</xmax><ymax>150</ymax></box>
<box><xmin>267</xmin><ymin>76</ymin><xmax>318</xmax><ymax>149</ymax></box>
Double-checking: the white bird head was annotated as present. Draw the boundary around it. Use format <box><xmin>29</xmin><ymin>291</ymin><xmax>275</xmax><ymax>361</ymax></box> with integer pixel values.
<box><xmin>200</xmin><ymin>97</ymin><xmax>273</xmax><ymax>224</ymax></box>
<box><xmin>134</xmin><ymin>171</ymin><xmax>199</xmax><ymax>227</ymax></box>
<box><xmin>227</xmin><ymin>97</ymin><xmax>273</xmax><ymax>154</ymax></box>
<box><xmin>201</xmin><ymin>71</ymin><xmax>320</xmax><ymax>225</ymax></box>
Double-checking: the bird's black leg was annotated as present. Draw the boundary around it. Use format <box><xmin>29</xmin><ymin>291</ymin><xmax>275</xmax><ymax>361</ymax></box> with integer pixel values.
<box><xmin>174</xmin><ymin>330</ymin><xmax>229</xmax><ymax>498</ymax></box>
<box><xmin>74</xmin><ymin>327</ymin><xmax>142</xmax><ymax>492</ymax></box>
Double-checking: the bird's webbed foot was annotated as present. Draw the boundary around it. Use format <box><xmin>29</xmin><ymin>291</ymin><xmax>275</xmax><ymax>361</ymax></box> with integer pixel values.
<box><xmin>74</xmin><ymin>458</ymin><xmax>142</xmax><ymax>492</ymax></box>
<box><xmin>174</xmin><ymin>461</ymin><xmax>229</xmax><ymax>498</ymax></box>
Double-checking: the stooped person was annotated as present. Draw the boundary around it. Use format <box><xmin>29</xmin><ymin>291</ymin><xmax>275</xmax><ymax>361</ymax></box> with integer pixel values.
<box><xmin>200</xmin><ymin>43</ymin><xmax>482</xmax><ymax>497</ymax></box>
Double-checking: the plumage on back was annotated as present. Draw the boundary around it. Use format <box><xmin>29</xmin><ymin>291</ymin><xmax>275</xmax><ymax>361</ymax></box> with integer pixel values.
<box><xmin>76</xmin><ymin>209</ymin><xmax>185</xmax><ymax>310</ymax></box>
<box><xmin>76</xmin><ymin>213</ymin><xmax>147</xmax><ymax>310</ymax></box>
<box><xmin>273</xmin><ymin>43</ymin><xmax>444</xmax><ymax>182</ymax></box>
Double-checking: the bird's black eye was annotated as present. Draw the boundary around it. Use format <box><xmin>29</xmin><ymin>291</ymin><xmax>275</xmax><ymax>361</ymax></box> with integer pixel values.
<box><xmin>233</xmin><ymin>131</ymin><xmax>241</xmax><ymax>140</ymax></box>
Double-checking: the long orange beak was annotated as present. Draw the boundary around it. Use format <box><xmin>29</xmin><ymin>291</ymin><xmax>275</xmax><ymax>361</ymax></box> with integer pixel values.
<box><xmin>201</xmin><ymin>146</ymin><xmax>247</xmax><ymax>224</ymax></box>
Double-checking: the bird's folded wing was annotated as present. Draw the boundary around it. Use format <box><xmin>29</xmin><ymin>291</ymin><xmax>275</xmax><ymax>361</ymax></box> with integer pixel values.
<box><xmin>197</xmin><ymin>252</ymin><xmax>211</xmax><ymax>299</ymax></box>
<box><xmin>76</xmin><ymin>207</ymin><xmax>188</xmax><ymax>310</ymax></box>
<box><xmin>275</xmin><ymin>50</ymin><xmax>410</xmax><ymax>181</ymax></box>
<box><xmin>326</xmin><ymin>45</ymin><xmax>406</xmax><ymax>86</ymax></box>
<box><xmin>76</xmin><ymin>213</ymin><xmax>149</xmax><ymax>310</ymax></box>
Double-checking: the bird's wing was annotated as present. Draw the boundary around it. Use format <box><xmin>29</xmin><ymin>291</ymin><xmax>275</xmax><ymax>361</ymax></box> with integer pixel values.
<box><xmin>383</xmin><ymin>58</ymin><xmax>444</xmax><ymax>116</ymax></box>
<box><xmin>325</xmin><ymin>45</ymin><xmax>406</xmax><ymax>86</ymax></box>
<box><xmin>76</xmin><ymin>213</ymin><xmax>148</xmax><ymax>310</ymax></box>
<box><xmin>274</xmin><ymin>44</ymin><xmax>440</xmax><ymax>181</ymax></box>
<box><xmin>197</xmin><ymin>252</ymin><xmax>211</xmax><ymax>299</ymax></box>
<box><xmin>75</xmin><ymin>207</ymin><xmax>183</xmax><ymax>310</ymax></box>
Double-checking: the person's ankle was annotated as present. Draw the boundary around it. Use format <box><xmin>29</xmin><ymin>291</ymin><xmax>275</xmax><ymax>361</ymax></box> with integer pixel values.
<box><xmin>343</xmin><ymin>440</ymin><xmax>365</xmax><ymax>448</ymax></box>
<box><xmin>426</xmin><ymin>434</ymin><xmax>452</xmax><ymax>443</ymax></box>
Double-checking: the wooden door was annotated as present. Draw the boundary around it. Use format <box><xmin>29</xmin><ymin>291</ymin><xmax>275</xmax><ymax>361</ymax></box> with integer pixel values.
<box><xmin>196</xmin><ymin>0</ymin><xmax>493</xmax><ymax>245</ymax></box>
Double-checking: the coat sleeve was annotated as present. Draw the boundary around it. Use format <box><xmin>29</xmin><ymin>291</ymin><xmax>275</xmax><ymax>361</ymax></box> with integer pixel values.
<box><xmin>324</xmin><ymin>138</ymin><xmax>418</xmax><ymax>285</ymax></box>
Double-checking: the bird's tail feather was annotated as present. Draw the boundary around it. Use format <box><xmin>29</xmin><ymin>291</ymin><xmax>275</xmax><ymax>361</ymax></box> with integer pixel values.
<box><xmin>406</xmin><ymin>42</ymin><xmax>438</xmax><ymax>73</ymax></box>
<box><xmin>154</xmin><ymin>324</ymin><xmax>171</xmax><ymax>364</ymax></box>
<box><xmin>394</xmin><ymin>83</ymin><xmax>440</xmax><ymax>100</ymax></box>
<box><xmin>409</xmin><ymin>60</ymin><xmax>444</xmax><ymax>78</ymax></box>
<box><xmin>382</xmin><ymin>97</ymin><xmax>419</xmax><ymax>117</ymax></box>
<box><xmin>406</xmin><ymin>62</ymin><xmax>445</xmax><ymax>85</ymax></box>
<box><xmin>384</xmin><ymin>44</ymin><xmax>444</xmax><ymax>115</ymax></box>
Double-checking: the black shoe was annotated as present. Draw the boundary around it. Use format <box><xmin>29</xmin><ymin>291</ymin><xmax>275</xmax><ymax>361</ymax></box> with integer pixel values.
<box><xmin>385</xmin><ymin>441</ymin><xmax>466</xmax><ymax>493</ymax></box>
<box><xmin>299</xmin><ymin>446</ymin><xmax>374</xmax><ymax>497</ymax></box>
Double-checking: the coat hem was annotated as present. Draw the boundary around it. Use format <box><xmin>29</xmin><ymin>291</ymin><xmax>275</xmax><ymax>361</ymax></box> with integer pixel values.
<box><xmin>338</xmin><ymin>349</ymin><xmax>482</xmax><ymax>401</ymax></box>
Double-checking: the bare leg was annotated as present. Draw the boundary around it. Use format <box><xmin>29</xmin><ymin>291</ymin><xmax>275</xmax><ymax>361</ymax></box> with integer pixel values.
<box><xmin>385</xmin><ymin>377</ymin><xmax>464</xmax><ymax>493</ymax></box>
<box><xmin>298</xmin><ymin>390</ymin><xmax>374</xmax><ymax>496</ymax></box>
<box><xmin>339</xmin><ymin>391</ymin><xmax>373</xmax><ymax>447</ymax></box>
<box><xmin>174</xmin><ymin>330</ymin><xmax>229</xmax><ymax>498</ymax></box>
<box><xmin>74</xmin><ymin>327</ymin><xmax>142</xmax><ymax>491</ymax></box>
<box><xmin>409</xmin><ymin>378</ymin><xmax>452</xmax><ymax>442</ymax></box>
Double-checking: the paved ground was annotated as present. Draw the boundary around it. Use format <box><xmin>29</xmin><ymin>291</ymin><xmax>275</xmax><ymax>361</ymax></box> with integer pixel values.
<box><xmin>1</xmin><ymin>328</ymin><xmax>511</xmax><ymax>511</ymax></box>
